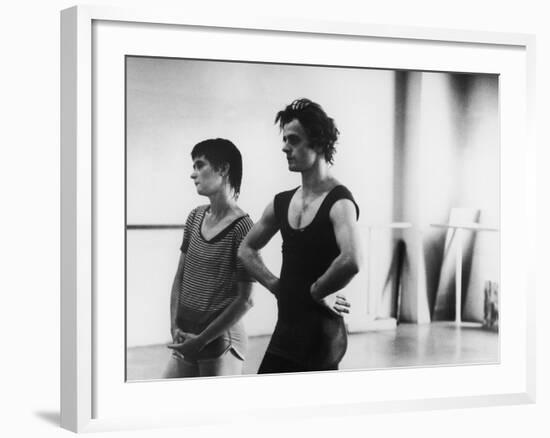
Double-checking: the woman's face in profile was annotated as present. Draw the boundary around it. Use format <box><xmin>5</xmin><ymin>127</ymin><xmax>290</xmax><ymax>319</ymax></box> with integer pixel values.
<box><xmin>190</xmin><ymin>155</ymin><xmax>225</xmax><ymax>196</ymax></box>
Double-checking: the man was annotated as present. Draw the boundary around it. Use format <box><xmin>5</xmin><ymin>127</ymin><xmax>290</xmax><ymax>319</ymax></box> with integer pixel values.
<box><xmin>238</xmin><ymin>98</ymin><xmax>362</xmax><ymax>373</ymax></box>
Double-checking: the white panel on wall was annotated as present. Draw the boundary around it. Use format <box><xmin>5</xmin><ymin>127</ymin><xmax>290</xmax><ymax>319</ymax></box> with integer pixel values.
<box><xmin>126</xmin><ymin>229</ymin><xmax>182</xmax><ymax>347</ymax></box>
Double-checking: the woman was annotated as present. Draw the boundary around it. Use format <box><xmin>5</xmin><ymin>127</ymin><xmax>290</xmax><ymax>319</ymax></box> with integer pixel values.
<box><xmin>163</xmin><ymin>138</ymin><xmax>255</xmax><ymax>378</ymax></box>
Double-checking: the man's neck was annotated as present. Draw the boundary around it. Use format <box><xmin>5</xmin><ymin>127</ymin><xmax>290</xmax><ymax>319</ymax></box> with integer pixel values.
<box><xmin>300</xmin><ymin>159</ymin><xmax>331</xmax><ymax>195</ymax></box>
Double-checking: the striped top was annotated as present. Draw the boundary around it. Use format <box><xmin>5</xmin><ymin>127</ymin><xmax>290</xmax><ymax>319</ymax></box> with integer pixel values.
<box><xmin>176</xmin><ymin>205</ymin><xmax>255</xmax><ymax>332</ymax></box>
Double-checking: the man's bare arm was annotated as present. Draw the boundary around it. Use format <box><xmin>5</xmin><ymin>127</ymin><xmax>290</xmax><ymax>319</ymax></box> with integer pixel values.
<box><xmin>310</xmin><ymin>199</ymin><xmax>362</xmax><ymax>301</ymax></box>
<box><xmin>238</xmin><ymin>202</ymin><xmax>280</xmax><ymax>295</ymax></box>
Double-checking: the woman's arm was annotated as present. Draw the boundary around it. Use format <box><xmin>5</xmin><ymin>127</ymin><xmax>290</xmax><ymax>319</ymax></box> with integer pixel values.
<box><xmin>198</xmin><ymin>281</ymin><xmax>254</xmax><ymax>344</ymax></box>
<box><xmin>169</xmin><ymin>252</ymin><xmax>186</xmax><ymax>340</ymax></box>
<box><xmin>167</xmin><ymin>281</ymin><xmax>254</xmax><ymax>354</ymax></box>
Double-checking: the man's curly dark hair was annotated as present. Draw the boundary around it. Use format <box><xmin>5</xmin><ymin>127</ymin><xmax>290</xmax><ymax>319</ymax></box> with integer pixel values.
<box><xmin>275</xmin><ymin>98</ymin><xmax>340</xmax><ymax>165</ymax></box>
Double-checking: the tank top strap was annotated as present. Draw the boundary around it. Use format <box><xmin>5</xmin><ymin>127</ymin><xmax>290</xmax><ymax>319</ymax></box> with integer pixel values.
<box><xmin>320</xmin><ymin>185</ymin><xmax>360</xmax><ymax>220</ymax></box>
<box><xmin>273</xmin><ymin>187</ymin><xmax>300</xmax><ymax>227</ymax></box>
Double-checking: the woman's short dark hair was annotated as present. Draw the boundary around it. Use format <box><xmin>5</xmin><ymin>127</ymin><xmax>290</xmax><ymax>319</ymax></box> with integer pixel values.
<box><xmin>191</xmin><ymin>138</ymin><xmax>243</xmax><ymax>198</ymax></box>
<box><xmin>275</xmin><ymin>98</ymin><xmax>340</xmax><ymax>164</ymax></box>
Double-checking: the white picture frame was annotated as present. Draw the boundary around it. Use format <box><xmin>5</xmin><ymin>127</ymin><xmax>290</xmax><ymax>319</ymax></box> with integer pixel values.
<box><xmin>60</xmin><ymin>5</ymin><xmax>536</xmax><ymax>433</ymax></box>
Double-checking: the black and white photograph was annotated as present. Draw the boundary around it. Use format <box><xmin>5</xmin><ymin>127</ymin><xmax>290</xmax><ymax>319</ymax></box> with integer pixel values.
<box><xmin>125</xmin><ymin>56</ymin><xmax>500</xmax><ymax>380</ymax></box>
<box><xmin>4</xmin><ymin>0</ymin><xmax>547</xmax><ymax>435</ymax></box>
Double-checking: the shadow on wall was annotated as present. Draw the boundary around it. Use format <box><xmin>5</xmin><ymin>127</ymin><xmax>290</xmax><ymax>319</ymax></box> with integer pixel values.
<box><xmin>449</xmin><ymin>73</ymin><xmax>473</xmax><ymax>147</ymax></box>
<box><xmin>379</xmin><ymin>238</ymin><xmax>407</xmax><ymax>321</ymax></box>
<box><xmin>424</xmin><ymin>226</ymin><xmax>483</xmax><ymax>322</ymax></box>
<box><xmin>423</xmin><ymin>230</ymin><xmax>446</xmax><ymax>319</ymax></box>
<box><xmin>392</xmin><ymin>70</ymin><xmax>407</xmax><ymax>223</ymax></box>
<box><xmin>382</xmin><ymin>239</ymin><xmax>407</xmax><ymax>323</ymax></box>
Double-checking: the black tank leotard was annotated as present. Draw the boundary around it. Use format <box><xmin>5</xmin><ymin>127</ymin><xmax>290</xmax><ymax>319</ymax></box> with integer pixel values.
<box><xmin>258</xmin><ymin>185</ymin><xmax>359</xmax><ymax>373</ymax></box>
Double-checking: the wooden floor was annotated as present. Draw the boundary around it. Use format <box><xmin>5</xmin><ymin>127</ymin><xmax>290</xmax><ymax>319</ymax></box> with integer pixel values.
<box><xmin>126</xmin><ymin>322</ymin><xmax>499</xmax><ymax>381</ymax></box>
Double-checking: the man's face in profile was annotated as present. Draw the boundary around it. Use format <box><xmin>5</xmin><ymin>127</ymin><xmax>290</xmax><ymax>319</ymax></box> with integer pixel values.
<box><xmin>281</xmin><ymin>119</ymin><xmax>320</xmax><ymax>172</ymax></box>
